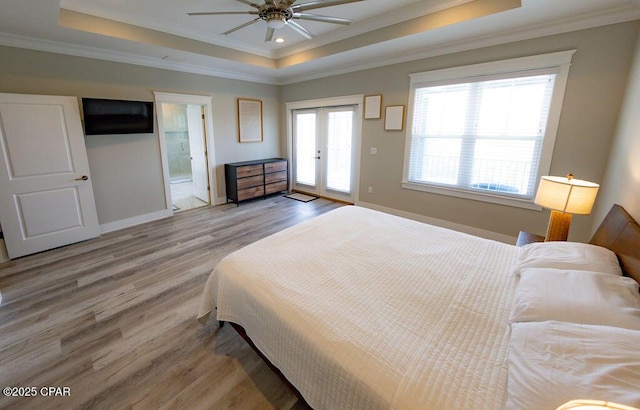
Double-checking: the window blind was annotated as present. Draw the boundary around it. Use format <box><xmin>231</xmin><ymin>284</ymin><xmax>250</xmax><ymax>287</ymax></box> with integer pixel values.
<box><xmin>407</xmin><ymin>70</ymin><xmax>558</xmax><ymax>199</ymax></box>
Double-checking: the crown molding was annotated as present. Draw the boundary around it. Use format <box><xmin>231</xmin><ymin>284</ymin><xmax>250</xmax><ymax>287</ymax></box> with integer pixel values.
<box><xmin>0</xmin><ymin>32</ymin><xmax>279</xmax><ymax>85</ymax></box>
<box><xmin>278</xmin><ymin>3</ymin><xmax>640</xmax><ymax>84</ymax></box>
<box><xmin>2</xmin><ymin>2</ymin><xmax>638</xmax><ymax>87</ymax></box>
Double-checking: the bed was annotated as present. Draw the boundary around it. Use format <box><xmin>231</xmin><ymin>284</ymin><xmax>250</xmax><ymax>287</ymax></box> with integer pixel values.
<box><xmin>197</xmin><ymin>204</ymin><xmax>640</xmax><ymax>409</ymax></box>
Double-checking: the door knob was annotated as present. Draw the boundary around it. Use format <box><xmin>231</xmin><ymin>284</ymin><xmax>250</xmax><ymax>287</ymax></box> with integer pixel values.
<box><xmin>75</xmin><ymin>175</ymin><xmax>89</xmax><ymax>181</ymax></box>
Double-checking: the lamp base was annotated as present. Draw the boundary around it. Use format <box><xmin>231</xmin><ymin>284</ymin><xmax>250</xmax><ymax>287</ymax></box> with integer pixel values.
<box><xmin>545</xmin><ymin>210</ymin><xmax>572</xmax><ymax>241</ymax></box>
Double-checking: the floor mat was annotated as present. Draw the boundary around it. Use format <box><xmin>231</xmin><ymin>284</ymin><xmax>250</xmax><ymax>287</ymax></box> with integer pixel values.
<box><xmin>285</xmin><ymin>193</ymin><xmax>318</xmax><ymax>203</ymax></box>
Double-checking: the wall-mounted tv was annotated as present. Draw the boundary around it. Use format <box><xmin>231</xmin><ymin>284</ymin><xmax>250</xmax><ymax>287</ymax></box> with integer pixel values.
<box><xmin>82</xmin><ymin>98</ymin><xmax>154</xmax><ymax>135</ymax></box>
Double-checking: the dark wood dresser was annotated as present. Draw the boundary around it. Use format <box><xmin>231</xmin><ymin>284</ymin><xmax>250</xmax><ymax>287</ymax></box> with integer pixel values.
<box><xmin>225</xmin><ymin>158</ymin><xmax>288</xmax><ymax>205</ymax></box>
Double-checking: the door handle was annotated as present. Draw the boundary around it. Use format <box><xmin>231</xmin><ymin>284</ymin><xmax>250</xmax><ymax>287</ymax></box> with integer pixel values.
<box><xmin>75</xmin><ymin>175</ymin><xmax>89</xmax><ymax>181</ymax></box>
<box><xmin>314</xmin><ymin>156</ymin><xmax>320</xmax><ymax>159</ymax></box>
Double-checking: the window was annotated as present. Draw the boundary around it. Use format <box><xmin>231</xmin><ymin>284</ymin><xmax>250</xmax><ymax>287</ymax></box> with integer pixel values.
<box><xmin>402</xmin><ymin>51</ymin><xmax>575</xmax><ymax>209</ymax></box>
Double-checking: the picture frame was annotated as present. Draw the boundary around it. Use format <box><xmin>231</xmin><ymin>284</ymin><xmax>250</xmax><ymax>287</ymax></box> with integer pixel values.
<box><xmin>364</xmin><ymin>94</ymin><xmax>382</xmax><ymax>119</ymax></box>
<box><xmin>384</xmin><ymin>105</ymin><xmax>405</xmax><ymax>131</ymax></box>
<box><xmin>237</xmin><ymin>98</ymin><xmax>263</xmax><ymax>143</ymax></box>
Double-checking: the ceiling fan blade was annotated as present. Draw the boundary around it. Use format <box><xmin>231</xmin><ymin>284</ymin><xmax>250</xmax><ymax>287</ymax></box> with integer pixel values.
<box><xmin>265</xmin><ymin>27</ymin><xmax>275</xmax><ymax>42</ymax></box>
<box><xmin>187</xmin><ymin>11</ymin><xmax>259</xmax><ymax>16</ymax></box>
<box><xmin>293</xmin><ymin>12</ymin><xmax>352</xmax><ymax>25</ymax></box>
<box><xmin>287</xmin><ymin>20</ymin><xmax>314</xmax><ymax>39</ymax></box>
<box><xmin>235</xmin><ymin>0</ymin><xmax>262</xmax><ymax>8</ymax></box>
<box><xmin>223</xmin><ymin>17</ymin><xmax>261</xmax><ymax>35</ymax></box>
<box><xmin>292</xmin><ymin>0</ymin><xmax>365</xmax><ymax>13</ymax></box>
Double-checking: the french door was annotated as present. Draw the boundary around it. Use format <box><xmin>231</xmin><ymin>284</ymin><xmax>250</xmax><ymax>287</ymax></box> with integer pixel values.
<box><xmin>292</xmin><ymin>106</ymin><xmax>357</xmax><ymax>202</ymax></box>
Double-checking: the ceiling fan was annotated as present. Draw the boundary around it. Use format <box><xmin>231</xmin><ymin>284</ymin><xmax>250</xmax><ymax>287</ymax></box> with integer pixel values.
<box><xmin>187</xmin><ymin>0</ymin><xmax>365</xmax><ymax>42</ymax></box>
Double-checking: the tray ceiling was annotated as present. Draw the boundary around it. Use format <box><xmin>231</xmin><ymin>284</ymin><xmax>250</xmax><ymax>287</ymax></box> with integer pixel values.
<box><xmin>0</xmin><ymin>0</ymin><xmax>639</xmax><ymax>84</ymax></box>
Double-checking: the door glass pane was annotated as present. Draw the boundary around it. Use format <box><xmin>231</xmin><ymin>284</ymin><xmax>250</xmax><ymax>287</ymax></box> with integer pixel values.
<box><xmin>326</xmin><ymin>109</ymin><xmax>353</xmax><ymax>193</ymax></box>
<box><xmin>294</xmin><ymin>112</ymin><xmax>316</xmax><ymax>186</ymax></box>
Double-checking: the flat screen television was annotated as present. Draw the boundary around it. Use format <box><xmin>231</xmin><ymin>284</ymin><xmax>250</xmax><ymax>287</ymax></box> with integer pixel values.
<box><xmin>82</xmin><ymin>98</ymin><xmax>154</xmax><ymax>135</ymax></box>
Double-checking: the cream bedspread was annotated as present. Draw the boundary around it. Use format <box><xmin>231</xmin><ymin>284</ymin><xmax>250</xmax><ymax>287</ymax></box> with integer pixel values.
<box><xmin>198</xmin><ymin>206</ymin><xmax>520</xmax><ymax>409</ymax></box>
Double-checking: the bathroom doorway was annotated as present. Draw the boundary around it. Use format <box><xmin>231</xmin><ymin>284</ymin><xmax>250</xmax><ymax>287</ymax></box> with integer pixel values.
<box><xmin>159</xmin><ymin>103</ymin><xmax>210</xmax><ymax>212</ymax></box>
<box><xmin>154</xmin><ymin>92</ymin><xmax>217</xmax><ymax>214</ymax></box>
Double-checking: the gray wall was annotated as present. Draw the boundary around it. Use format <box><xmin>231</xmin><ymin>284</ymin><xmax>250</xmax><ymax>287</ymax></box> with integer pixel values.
<box><xmin>283</xmin><ymin>22</ymin><xmax>639</xmax><ymax>242</ymax></box>
<box><xmin>0</xmin><ymin>46</ymin><xmax>281</xmax><ymax>224</ymax></box>
<box><xmin>1</xmin><ymin>21</ymin><xmax>638</xmax><ymax>239</ymax></box>
<box><xmin>592</xmin><ymin>26</ymin><xmax>640</xmax><ymax>228</ymax></box>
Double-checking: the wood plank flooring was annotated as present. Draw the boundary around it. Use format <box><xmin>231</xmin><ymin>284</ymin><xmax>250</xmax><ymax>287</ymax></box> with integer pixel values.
<box><xmin>0</xmin><ymin>196</ymin><xmax>343</xmax><ymax>409</ymax></box>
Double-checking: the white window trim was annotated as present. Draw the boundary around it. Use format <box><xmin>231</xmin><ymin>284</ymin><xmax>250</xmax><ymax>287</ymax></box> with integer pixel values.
<box><xmin>401</xmin><ymin>50</ymin><xmax>576</xmax><ymax>210</ymax></box>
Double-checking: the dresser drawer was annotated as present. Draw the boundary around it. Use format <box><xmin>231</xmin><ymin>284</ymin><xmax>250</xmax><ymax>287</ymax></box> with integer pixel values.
<box><xmin>225</xmin><ymin>159</ymin><xmax>287</xmax><ymax>205</ymax></box>
<box><xmin>265</xmin><ymin>170</ymin><xmax>287</xmax><ymax>184</ymax></box>
<box><xmin>265</xmin><ymin>181</ymin><xmax>287</xmax><ymax>194</ymax></box>
<box><xmin>238</xmin><ymin>186</ymin><xmax>264</xmax><ymax>201</ymax></box>
<box><xmin>237</xmin><ymin>164</ymin><xmax>264</xmax><ymax>178</ymax></box>
<box><xmin>265</xmin><ymin>161</ymin><xmax>287</xmax><ymax>173</ymax></box>
<box><xmin>237</xmin><ymin>174</ymin><xmax>263</xmax><ymax>190</ymax></box>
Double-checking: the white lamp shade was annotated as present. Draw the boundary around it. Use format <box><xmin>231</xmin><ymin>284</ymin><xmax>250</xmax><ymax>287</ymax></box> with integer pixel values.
<box><xmin>535</xmin><ymin>175</ymin><xmax>599</xmax><ymax>215</ymax></box>
<box><xmin>267</xmin><ymin>18</ymin><xmax>286</xmax><ymax>29</ymax></box>
<box><xmin>267</xmin><ymin>11</ymin><xmax>287</xmax><ymax>29</ymax></box>
<box><xmin>556</xmin><ymin>399</ymin><xmax>640</xmax><ymax>410</ymax></box>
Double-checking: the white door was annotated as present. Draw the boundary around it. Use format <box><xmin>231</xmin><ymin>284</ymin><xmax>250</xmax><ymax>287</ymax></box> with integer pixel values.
<box><xmin>186</xmin><ymin>105</ymin><xmax>209</xmax><ymax>203</ymax></box>
<box><xmin>0</xmin><ymin>93</ymin><xmax>99</xmax><ymax>259</ymax></box>
<box><xmin>292</xmin><ymin>106</ymin><xmax>356</xmax><ymax>202</ymax></box>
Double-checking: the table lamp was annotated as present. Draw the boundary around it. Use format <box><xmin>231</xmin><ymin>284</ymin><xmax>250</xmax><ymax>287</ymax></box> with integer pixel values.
<box><xmin>534</xmin><ymin>174</ymin><xmax>599</xmax><ymax>241</ymax></box>
<box><xmin>556</xmin><ymin>399</ymin><xmax>639</xmax><ymax>410</ymax></box>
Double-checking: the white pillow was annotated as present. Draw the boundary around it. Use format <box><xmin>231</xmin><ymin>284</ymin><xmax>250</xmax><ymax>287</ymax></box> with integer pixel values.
<box><xmin>507</xmin><ymin>321</ymin><xmax>640</xmax><ymax>410</ymax></box>
<box><xmin>509</xmin><ymin>268</ymin><xmax>640</xmax><ymax>330</ymax></box>
<box><xmin>513</xmin><ymin>241</ymin><xmax>622</xmax><ymax>276</ymax></box>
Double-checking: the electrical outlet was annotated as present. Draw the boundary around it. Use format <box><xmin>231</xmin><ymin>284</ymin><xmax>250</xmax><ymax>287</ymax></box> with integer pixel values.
<box><xmin>370</xmin><ymin>147</ymin><xmax>377</xmax><ymax>155</ymax></box>
<box><xmin>368</xmin><ymin>187</ymin><xmax>373</xmax><ymax>193</ymax></box>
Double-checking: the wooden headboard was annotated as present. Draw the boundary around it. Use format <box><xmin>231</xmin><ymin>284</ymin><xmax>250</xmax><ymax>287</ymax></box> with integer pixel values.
<box><xmin>590</xmin><ymin>204</ymin><xmax>640</xmax><ymax>284</ymax></box>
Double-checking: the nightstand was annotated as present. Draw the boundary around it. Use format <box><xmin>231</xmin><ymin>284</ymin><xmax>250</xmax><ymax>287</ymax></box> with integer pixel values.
<box><xmin>516</xmin><ymin>231</ymin><xmax>545</xmax><ymax>247</ymax></box>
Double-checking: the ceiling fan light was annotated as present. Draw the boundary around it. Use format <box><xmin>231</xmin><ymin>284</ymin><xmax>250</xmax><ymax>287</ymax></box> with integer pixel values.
<box><xmin>266</xmin><ymin>11</ymin><xmax>287</xmax><ymax>29</ymax></box>
<box><xmin>268</xmin><ymin>18</ymin><xmax>286</xmax><ymax>29</ymax></box>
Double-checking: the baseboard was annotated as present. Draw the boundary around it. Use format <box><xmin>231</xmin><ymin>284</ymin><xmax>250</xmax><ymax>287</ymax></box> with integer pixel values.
<box><xmin>355</xmin><ymin>201</ymin><xmax>516</xmax><ymax>244</ymax></box>
<box><xmin>100</xmin><ymin>198</ymin><xmax>230</xmax><ymax>235</ymax></box>
<box><xmin>99</xmin><ymin>209</ymin><xmax>173</xmax><ymax>234</ymax></box>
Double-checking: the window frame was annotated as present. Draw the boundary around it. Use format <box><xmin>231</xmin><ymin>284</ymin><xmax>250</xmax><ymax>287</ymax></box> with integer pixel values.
<box><xmin>401</xmin><ymin>50</ymin><xmax>576</xmax><ymax>210</ymax></box>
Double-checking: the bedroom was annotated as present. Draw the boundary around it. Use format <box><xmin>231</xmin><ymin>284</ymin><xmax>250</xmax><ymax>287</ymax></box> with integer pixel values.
<box><xmin>1</xmin><ymin>0</ymin><xmax>640</xmax><ymax>408</ymax></box>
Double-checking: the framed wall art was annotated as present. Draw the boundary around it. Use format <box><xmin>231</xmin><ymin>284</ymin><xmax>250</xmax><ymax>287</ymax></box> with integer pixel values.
<box><xmin>237</xmin><ymin>98</ymin><xmax>263</xmax><ymax>142</ymax></box>
<box><xmin>384</xmin><ymin>105</ymin><xmax>405</xmax><ymax>131</ymax></box>
<box><xmin>364</xmin><ymin>94</ymin><xmax>382</xmax><ymax>119</ymax></box>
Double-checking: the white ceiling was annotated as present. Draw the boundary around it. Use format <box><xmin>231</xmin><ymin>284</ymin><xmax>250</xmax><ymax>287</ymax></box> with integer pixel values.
<box><xmin>0</xmin><ymin>0</ymin><xmax>639</xmax><ymax>85</ymax></box>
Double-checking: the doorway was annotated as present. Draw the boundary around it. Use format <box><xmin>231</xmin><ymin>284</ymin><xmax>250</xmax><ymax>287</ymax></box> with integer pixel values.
<box><xmin>160</xmin><ymin>103</ymin><xmax>209</xmax><ymax>212</ymax></box>
<box><xmin>287</xmin><ymin>95</ymin><xmax>362</xmax><ymax>204</ymax></box>
<box><xmin>154</xmin><ymin>92</ymin><xmax>217</xmax><ymax>214</ymax></box>
<box><xmin>293</xmin><ymin>106</ymin><xmax>356</xmax><ymax>202</ymax></box>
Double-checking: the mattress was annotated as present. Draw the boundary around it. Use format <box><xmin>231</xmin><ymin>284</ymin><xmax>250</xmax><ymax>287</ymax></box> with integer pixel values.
<box><xmin>198</xmin><ymin>206</ymin><xmax>521</xmax><ymax>409</ymax></box>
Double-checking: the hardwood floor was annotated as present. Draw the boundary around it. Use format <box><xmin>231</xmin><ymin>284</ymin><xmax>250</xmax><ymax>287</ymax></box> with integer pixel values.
<box><xmin>0</xmin><ymin>195</ymin><xmax>343</xmax><ymax>409</ymax></box>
